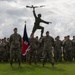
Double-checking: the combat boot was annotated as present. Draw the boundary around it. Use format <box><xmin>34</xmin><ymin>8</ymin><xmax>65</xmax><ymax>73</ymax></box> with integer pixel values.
<box><xmin>10</xmin><ymin>61</ymin><xmax>13</xmax><ymax>66</ymax></box>
<box><xmin>42</xmin><ymin>63</ymin><xmax>45</xmax><ymax>67</ymax></box>
<box><xmin>52</xmin><ymin>62</ymin><xmax>54</xmax><ymax>68</ymax></box>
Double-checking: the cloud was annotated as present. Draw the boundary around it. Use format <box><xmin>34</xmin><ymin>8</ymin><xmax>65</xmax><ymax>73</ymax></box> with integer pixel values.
<box><xmin>0</xmin><ymin>0</ymin><xmax>17</xmax><ymax>2</ymax></box>
<box><xmin>0</xmin><ymin>0</ymin><xmax>75</xmax><ymax>40</ymax></box>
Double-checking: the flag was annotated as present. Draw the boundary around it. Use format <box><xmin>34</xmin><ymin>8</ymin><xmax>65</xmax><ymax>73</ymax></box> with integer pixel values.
<box><xmin>22</xmin><ymin>24</ymin><xmax>30</xmax><ymax>55</ymax></box>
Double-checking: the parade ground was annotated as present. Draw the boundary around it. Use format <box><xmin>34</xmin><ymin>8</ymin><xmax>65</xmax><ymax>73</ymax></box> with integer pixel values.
<box><xmin>0</xmin><ymin>62</ymin><xmax>75</xmax><ymax>75</ymax></box>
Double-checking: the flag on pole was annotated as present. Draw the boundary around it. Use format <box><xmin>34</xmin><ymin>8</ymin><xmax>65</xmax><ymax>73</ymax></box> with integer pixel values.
<box><xmin>22</xmin><ymin>22</ymin><xmax>30</xmax><ymax>55</ymax></box>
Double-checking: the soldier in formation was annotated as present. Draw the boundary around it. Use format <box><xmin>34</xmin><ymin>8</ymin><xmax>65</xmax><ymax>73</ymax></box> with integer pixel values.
<box><xmin>37</xmin><ymin>37</ymin><xmax>43</xmax><ymax>62</ymax></box>
<box><xmin>42</xmin><ymin>31</ymin><xmax>54</xmax><ymax>67</ymax></box>
<box><xmin>72</xmin><ymin>36</ymin><xmax>75</xmax><ymax>60</ymax></box>
<box><xmin>0</xmin><ymin>29</ymin><xmax>75</xmax><ymax>66</ymax></box>
<box><xmin>63</xmin><ymin>35</ymin><xmax>73</xmax><ymax>61</ymax></box>
<box><xmin>27</xmin><ymin>33</ymin><xmax>38</xmax><ymax>65</ymax></box>
<box><xmin>54</xmin><ymin>36</ymin><xmax>62</xmax><ymax>62</ymax></box>
<box><xmin>10</xmin><ymin>28</ymin><xmax>22</xmax><ymax>66</ymax></box>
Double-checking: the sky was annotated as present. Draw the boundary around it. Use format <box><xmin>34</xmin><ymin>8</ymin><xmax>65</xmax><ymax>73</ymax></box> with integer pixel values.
<box><xmin>0</xmin><ymin>0</ymin><xmax>75</xmax><ymax>39</ymax></box>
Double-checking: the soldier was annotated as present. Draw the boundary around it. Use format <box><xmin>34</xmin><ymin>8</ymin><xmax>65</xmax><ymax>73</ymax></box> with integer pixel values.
<box><xmin>63</xmin><ymin>36</ymin><xmax>67</xmax><ymax>61</ymax></box>
<box><xmin>2</xmin><ymin>37</ymin><xmax>8</xmax><ymax>62</ymax></box>
<box><xmin>72</xmin><ymin>36</ymin><xmax>75</xmax><ymax>60</ymax></box>
<box><xmin>6</xmin><ymin>38</ymin><xmax>10</xmax><ymax>62</ymax></box>
<box><xmin>42</xmin><ymin>31</ymin><xmax>54</xmax><ymax>67</ymax></box>
<box><xmin>31</xmin><ymin>7</ymin><xmax>51</xmax><ymax>37</ymax></box>
<box><xmin>0</xmin><ymin>39</ymin><xmax>2</xmax><ymax>62</ymax></box>
<box><xmin>35</xmin><ymin>36</ymin><xmax>39</xmax><ymax>48</ymax></box>
<box><xmin>37</xmin><ymin>37</ymin><xmax>43</xmax><ymax>62</ymax></box>
<box><xmin>64</xmin><ymin>35</ymin><xmax>73</xmax><ymax>61</ymax></box>
<box><xmin>10</xmin><ymin>28</ymin><xmax>22</xmax><ymax>66</ymax></box>
<box><xmin>27</xmin><ymin>33</ymin><xmax>38</xmax><ymax>65</ymax></box>
<box><xmin>54</xmin><ymin>36</ymin><xmax>62</xmax><ymax>62</ymax></box>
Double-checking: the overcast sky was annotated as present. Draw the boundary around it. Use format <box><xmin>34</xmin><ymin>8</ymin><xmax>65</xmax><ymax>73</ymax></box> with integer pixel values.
<box><xmin>0</xmin><ymin>0</ymin><xmax>75</xmax><ymax>39</ymax></box>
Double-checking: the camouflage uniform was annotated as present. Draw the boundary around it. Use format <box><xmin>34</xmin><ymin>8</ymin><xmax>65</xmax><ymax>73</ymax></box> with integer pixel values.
<box><xmin>10</xmin><ymin>33</ymin><xmax>22</xmax><ymax>65</ymax></box>
<box><xmin>27</xmin><ymin>37</ymin><xmax>38</xmax><ymax>65</ymax></box>
<box><xmin>64</xmin><ymin>39</ymin><xmax>73</xmax><ymax>61</ymax></box>
<box><xmin>0</xmin><ymin>40</ymin><xmax>3</xmax><ymax>62</ymax></box>
<box><xmin>6</xmin><ymin>39</ymin><xmax>10</xmax><ymax>62</ymax></box>
<box><xmin>62</xmin><ymin>36</ymin><xmax>67</xmax><ymax>61</ymax></box>
<box><xmin>42</xmin><ymin>35</ymin><xmax>54</xmax><ymax>66</ymax></box>
<box><xmin>72</xmin><ymin>39</ymin><xmax>75</xmax><ymax>60</ymax></box>
<box><xmin>37</xmin><ymin>37</ymin><xmax>43</xmax><ymax>62</ymax></box>
<box><xmin>54</xmin><ymin>38</ymin><xmax>62</xmax><ymax>62</ymax></box>
<box><xmin>2</xmin><ymin>41</ymin><xmax>8</xmax><ymax>62</ymax></box>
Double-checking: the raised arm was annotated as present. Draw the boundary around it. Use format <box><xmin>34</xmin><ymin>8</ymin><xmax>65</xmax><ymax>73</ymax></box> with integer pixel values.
<box><xmin>33</xmin><ymin>8</ymin><xmax>37</xmax><ymax>18</ymax></box>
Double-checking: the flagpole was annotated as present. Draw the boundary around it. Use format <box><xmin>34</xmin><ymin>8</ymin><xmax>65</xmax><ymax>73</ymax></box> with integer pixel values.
<box><xmin>22</xmin><ymin>21</ymin><xmax>30</xmax><ymax>62</ymax></box>
<box><xmin>25</xmin><ymin>21</ymin><xmax>27</xmax><ymax>62</ymax></box>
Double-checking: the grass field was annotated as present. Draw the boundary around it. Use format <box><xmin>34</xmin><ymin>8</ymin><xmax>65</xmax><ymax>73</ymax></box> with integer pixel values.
<box><xmin>0</xmin><ymin>62</ymin><xmax>75</xmax><ymax>75</ymax></box>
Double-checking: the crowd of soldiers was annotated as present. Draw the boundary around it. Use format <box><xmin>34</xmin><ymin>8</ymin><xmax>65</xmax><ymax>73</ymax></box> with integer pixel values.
<box><xmin>0</xmin><ymin>28</ymin><xmax>75</xmax><ymax>67</ymax></box>
<box><xmin>27</xmin><ymin>32</ymin><xmax>75</xmax><ymax>67</ymax></box>
<box><xmin>0</xmin><ymin>37</ymin><xmax>10</xmax><ymax>62</ymax></box>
